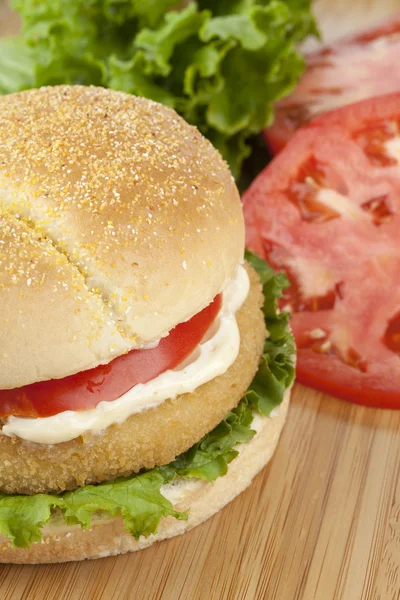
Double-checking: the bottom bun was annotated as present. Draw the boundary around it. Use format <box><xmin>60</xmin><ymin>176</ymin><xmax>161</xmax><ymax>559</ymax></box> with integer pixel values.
<box><xmin>0</xmin><ymin>390</ymin><xmax>290</xmax><ymax>564</ymax></box>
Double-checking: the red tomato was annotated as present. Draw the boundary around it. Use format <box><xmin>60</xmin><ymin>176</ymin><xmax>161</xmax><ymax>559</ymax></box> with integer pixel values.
<box><xmin>264</xmin><ymin>14</ymin><xmax>400</xmax><ymax>154</ymax></box>
<box><xmin>0</xmin><ymin>295</ymin><xmax>222</xmax><ymax>417</ymax></box>
<box><xmin>244</xmin><ymin>93</ymin><xmax>400</xmax><ymax>408</ymax></box>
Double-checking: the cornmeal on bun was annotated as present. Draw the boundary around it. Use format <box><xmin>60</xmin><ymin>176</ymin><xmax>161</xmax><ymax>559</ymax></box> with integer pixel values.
<box><xmin>0</xmin><ymin>86</ymin><xmax>294</xmax><ymax>563</ymax></box>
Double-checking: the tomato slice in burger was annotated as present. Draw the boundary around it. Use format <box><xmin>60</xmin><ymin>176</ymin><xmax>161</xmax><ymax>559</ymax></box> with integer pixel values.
<box><xmin>0</xmin><ymin>295</ymin><xmax>222</xmax><ymax>418</ymax></box>
<box><xmin>244</xmin><ymin>93</ymin><xmax>400</xmax><ymax>409</ymax></box>
<box><xmin>264</xmin><ymin>14</ymin><xmax>400</xmax><ymax>154</ymax></box>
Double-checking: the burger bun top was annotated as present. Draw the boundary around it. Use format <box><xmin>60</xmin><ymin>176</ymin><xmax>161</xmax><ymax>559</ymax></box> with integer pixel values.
<box><xmin>0</xmin><ymin>86</ymin><xmax>244</xmax><ymax>389</ymax></box>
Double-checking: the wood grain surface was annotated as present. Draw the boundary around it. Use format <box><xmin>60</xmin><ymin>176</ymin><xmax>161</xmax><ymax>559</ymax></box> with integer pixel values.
<box><xmin>0</xmin><ymin>1</ymin><xmax>400</xmax><ymax>599</ymax></box>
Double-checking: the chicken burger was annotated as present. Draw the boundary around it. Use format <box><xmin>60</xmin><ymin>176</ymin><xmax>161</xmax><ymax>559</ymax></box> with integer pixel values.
<box><xmin>0</xmin><ymin>86</ymin><xmax>294</xmax><ymax>563</ymax></box>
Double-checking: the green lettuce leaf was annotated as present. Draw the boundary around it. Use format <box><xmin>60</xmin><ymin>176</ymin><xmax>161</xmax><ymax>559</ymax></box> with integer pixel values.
<box><xmin>0</xmin><ymin>494</ymin><xmax>63</xmax><ymax>548</ymax></box>
<box><xmin>245</xmin><ymin>249</ymin><xmax>295</xmax><ymax>415</ymax></box>
<box><xmin>7</xmin><ymin>0</ymin><xmax>317</xmax><ymax>175</ymax></box>
<box><xmin>0</xmin><ymin>253</ymin><xmax>294</xmax><ymax>547</ymax></box>
<box><xmin>63</xmin><ymin>470</ymin><xmax>187</xmax><ymax>539</ymax></box>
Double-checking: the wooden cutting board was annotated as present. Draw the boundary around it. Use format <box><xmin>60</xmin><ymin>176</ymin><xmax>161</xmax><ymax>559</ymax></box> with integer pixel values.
<box><xmin>0</xmin><ymin>2</ymin><xmax>399</xmax><ymax>598</ymax></box>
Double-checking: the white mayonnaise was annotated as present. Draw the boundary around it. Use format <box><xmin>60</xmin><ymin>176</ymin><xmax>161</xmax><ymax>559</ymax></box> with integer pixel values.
<box><xmin>2</xmin><ymin>265</ymin><xmax>250</xmax><ymax>444</ymax></box>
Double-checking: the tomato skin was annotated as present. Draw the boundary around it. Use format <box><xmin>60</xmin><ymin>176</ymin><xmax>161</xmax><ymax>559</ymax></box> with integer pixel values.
<box><xmin>297</xmin><ymin>363</ymin><xmax>400</xmax><ymax>410</ymax></box>
<box><xmin>244</xmin><ymin>93</ymin><xmax>400</xmax><ymax>409</ymax></box>
<box><xmin>0</xmin><ymin>295</ymin><xmax>222</xmax><ymax>418</ymax></box>
<box><xmin>264</xmin><ymin>15</ymin><xmax>400</xmax><ymax>153</ymax></box>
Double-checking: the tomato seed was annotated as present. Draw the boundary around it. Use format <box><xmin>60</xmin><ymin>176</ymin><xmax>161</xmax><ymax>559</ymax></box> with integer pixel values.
<box><xmin>288</xmin><ymin>157</ymin><xmax>348</xmax><ymax>222</ymax></box>
<box><xmin>320</xmin><ymin>340</ymin><xmax>332</xmax><ymax>353</ymax></box>
<box><xmin>309</xmin><ymin>328</ymin><xmax>327</xmax><ymax>340</ymax></box>
<box><xmin>384</xmin><ymin>311</ymin><xmax>400</xmax><ymax>353</ymax></box>
<box><xmin>362</xmin><ymin>194</ymin><xmax>393</xmax><ymax>225</ymax></box>
<box><xmin>346</xmin><ymin>348</ymin><xmax>368</xmax><ymax>372</ymax></box>
<box><xmin>355</xmin><ymin>120</ymin><xmax>400</xmax><ymax>166</ymax></box>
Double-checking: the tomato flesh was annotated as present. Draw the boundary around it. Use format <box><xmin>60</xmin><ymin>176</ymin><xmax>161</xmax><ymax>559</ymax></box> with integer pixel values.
<box><xmin>0</xmin><ymin>295</ymin><xmax>222</xmax><ymax>418</ymax></box>
<box><xmin>244</xmin><ymin>93</ymin><xmax>400</xmax><ymax>409</ymax></box>
<box><xmin>264</xmin><ymin>15</ymin><xmax>400</xmax><ymax>153</ymax></box>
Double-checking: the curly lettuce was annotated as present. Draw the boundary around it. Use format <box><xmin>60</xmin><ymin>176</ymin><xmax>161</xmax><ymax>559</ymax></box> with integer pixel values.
<box><xmin>2</xmin><ymin>0</ymin><xmax>317</xmax><ymax>175</ymax></box>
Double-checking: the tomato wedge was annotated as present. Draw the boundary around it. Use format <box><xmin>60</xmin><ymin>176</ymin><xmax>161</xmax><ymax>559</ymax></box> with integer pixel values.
<box><xmin>264</xmin><ymin>14</ymin><xmax>400</xmax><ymax>154</ymax></box>
<box><xmin>244</xmin><ymin>93</ymin><xmax>400</xmax><ymax>409</ymax></box>
<box><xmin>0</xmin><ymin>295</ymin><xmax>222</xmax><ymax>418</ymax></box>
